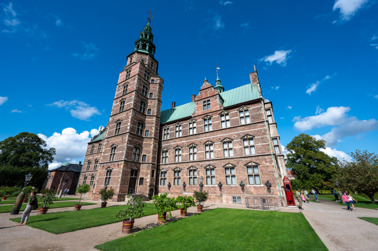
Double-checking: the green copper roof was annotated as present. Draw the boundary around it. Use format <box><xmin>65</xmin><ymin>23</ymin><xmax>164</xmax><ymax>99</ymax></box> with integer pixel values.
<box><xmin>160</xmin><ymin>83</ymin><xmax>261</xmax><ymax>124</ymax></box>
<box><xmin>90</xmin><ymin>130</ymin><xmax>106</xmax><ymax>143</ymax></box>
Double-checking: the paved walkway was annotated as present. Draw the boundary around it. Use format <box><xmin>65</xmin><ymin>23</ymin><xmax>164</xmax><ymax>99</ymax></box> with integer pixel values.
<box><xmin>0</xmin><ymin>198</ymin><xmax>377</xmax><ymax>251</ymax></box>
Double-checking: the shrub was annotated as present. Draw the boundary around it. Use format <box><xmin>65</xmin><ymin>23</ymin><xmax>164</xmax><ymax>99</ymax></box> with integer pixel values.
<box><xmin>76</xmin><ymin>184</ymin><xmax>90</xmax><ymax>205</ymax></box>
<box><xmin>152</xmin><ymin>193</ymin><xmax>177</xmax><ymax>222</ymax></box>
<box><xmin>99</xmin><ymin>187</ymin><xmax>115</xmax><ymax>202</ymax></box>
<box><xmin>40</xmin><ymin>189</ymin><xmax>55</xmax><ymax>208</ymax></box>
<box><xmin>194</xmin><ymin>191</ymin><xmax>208</xmax><ymax>206</ymax></box>
<box><xmin>116</xmin><ymin>195</ymin><xmax>145</xmax><ymax>221</ymax></box>
<box><xmin>176</xmin><ymin>196</ymin><xmax>195</xmax><ymax>211</ymax></box>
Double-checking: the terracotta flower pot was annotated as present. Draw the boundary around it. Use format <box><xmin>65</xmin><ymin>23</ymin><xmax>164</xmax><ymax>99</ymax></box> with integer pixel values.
<box><xmin>158</xmin><ymin>212</ymin><xmax>167</xmax><ymax>223</ymax></box>
<box><xmin>2</xmin><ymin>196</ymin><xmax>7</xmax><ymax>200</ymax></box>
<box><xmin>197</xmin><ymin>205</ymin><xmax>203</xmax><ymax>212</ymax></box>
<box><xmin>39</xmin><ymin>207</ymin><xmax>49</xmax><ymax>214</ymax></box>
<box><xmin>180</xmin><ymin>208</ymin><xmax>187</xmax><ymax>216</ymax></box>
<box><xmin>23</xmin><ymin>197</ymin><xmax>28</xmax><ymax>203</ymax></box>
<box><xmin>74</xmin><ymin>204</ymin><xmax>82</xmax><ymax>211</ymax></box>
<box><xmin>122</xmin><ymin>219</ymin><xmax>134</xmax><ymax>234</ymax></box>
<box><xmin>101</xmin><ymin>202</ymin><xmax>107</xmax><ymax>208</ymax></box>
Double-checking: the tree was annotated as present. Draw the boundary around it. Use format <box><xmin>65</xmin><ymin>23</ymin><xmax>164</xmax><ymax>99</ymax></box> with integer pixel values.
<box><xmin>338</xmin><ymin>150</ymin><xmax>377</xmax><ymax>203</ymax></box>
<box><xmin>0</xmin><ymin>132</ymin><xmax>55</xmax><ymax>187</ymax></box>
<box><xmin>286</xmin><ymin>133</ymin><xmax>339</xmax><ymax>190</ymax></box>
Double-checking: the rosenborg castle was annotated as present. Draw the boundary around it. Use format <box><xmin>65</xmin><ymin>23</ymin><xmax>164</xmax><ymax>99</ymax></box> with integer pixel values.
<box><xmin>77</xmin><ymin>22</ymin><xmax>291</xmax><ymax>206</ymax></box>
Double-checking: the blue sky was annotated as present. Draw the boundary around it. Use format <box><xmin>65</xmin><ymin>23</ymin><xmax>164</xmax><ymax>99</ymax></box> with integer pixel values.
<box><xmin>0</xmin><ymin>0</ymin><xmax>377</xmax><ymax>168</ymax></box>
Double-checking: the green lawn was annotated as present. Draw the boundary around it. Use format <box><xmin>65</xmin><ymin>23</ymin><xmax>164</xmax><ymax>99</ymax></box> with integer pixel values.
<box><xmin>37</xmin><ymin>195</ymin><xmax>78</xmax><ymax>201</ymax></box>
<box><xmin>0</xmin><ymin>199</ymin><xmax>16</xmax><ymax>204</ymax></box>
<box><xmin>1</xmin><ymin>201</ymin><xmax>95</xmax><ymax>213</ymax></box>
<box><xmin>318</xmin><ymin>194</ymin><xmax>378</xmax><ymax>209</ymax></box>
<box><xmin>10</xmin><ymin>203</ymin><xmax>156</xmax><ymax>234</ymax></box>
<box><xmin>359</xmin><ymin>217</ymin><xmax>378</xmax><ymax>225</ymax></box>
<box><xmin>96</xmin><ymin>208</ymin><xmax>327</xmax><ymax>251</ymax></box>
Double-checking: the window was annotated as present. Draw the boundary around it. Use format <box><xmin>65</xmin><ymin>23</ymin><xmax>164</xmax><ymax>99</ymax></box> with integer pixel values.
<box><xmin>174</xmin><ymin>170</ymin><xmax>181</xmax><ymax>185</ymax></box>
<box><xmin>147</xmin><ymin>109</ymin><xmax>151</xmax><ymax>115</ymax></box>
<box><xmin>203</xmin><ymin>99</ymin><xmax>211</xmax><ymax>110</ymax></box>
<box><xmin>131</xmin><ymin>169</ymin><xmax>138</xmax><ymax>177</ymax></box>
<box><xmin>232</xmin><ymin>196</ymin><xmax>242</xmax><ymax>204</ymax></box>
<box><xmin>90</xmin><ymin>145</ymin><xmax>95</xmax><ymax>154</ymax></box>
<box><xmin>266</xmin><ymin>109</ymin><xmax>273</xmax><ymax>123</ymax></box>
<box><xmin>97</xmin><ymin>143</ymin><xmax>102</xmax><ymax>153</ymax></box>
<box><xmin>142</xmin><ymin>84</ymin><xmax>148</xmax><ymax>96</ymax></box>
<box><xmin>243</xmin><ymin>136</ymin><xmax>256</xmax><ymax>155</ymax></box>
<box><xmin>126</xmin><ymin>68</ymin><xmax>131</xmax><ymax>79</ymax></box>
<box><xmin>163</xmin><ymin>128</ymin><xmax>169</xmax><ymax>140</ymax></box>
<box><xmin>142</xmin><ymin>155</ymin><xmax>146</xmax><ymax>162</ymax></box>
<box><xmin>161</xmin><ymin>150</ymin><xmax>168</xmax><ymax>163</ymax></box>
<box><xmin>206</xmin><ymin>167</ymin><xmax>216</xmax><ymax>185</ymax></box>
<box><xmin>205</xmin><ymin>143</ymin><xmax>214</xmax><ymax>159</ymax></box>
<box><xmin>225</xmin><ymin>166</ymin><xmax>236</xmax><ymax>185</ymax></box>
<box><xmin>109</xmin><ymin>146</ymin><xmax>116</xmax><ymax>161</ymax></box>
<box><xmin>119</xmin><ymin>100</ymin><xmax>125</xmax><ymax>112</ymax></box>
<box><xmin>122</xmin><ymin>83</ymin><xmax>128</xmax><ymax>95</ymax></box>
<box><xmin>159</xmin><ymin>171</ymin><xmax>167</xmax><ymax>186</ymax></box>
<box><xmin>150</xmin><ymin>61</ymin><xmax>154</xmax><ymax>68</ymax></box>
<box><xmin>139</xmin><ymin>177</ymin><xmax>144</xmax><ymax>186</ymax></box>
<box><xmin>220</xmin><ymin>113</ymin><xmax>230</xmax><ymax>128</ymax></box>
<box><xmin>86</xmin><ymin>161</ymin><xmax>91</xmax><ymax>171</ymax></box>
<box><xmin>129</xmin><ymin>56</ymin><xmax>133</xmax><ymax>64</ymax></box>
<box><xmin>175</xmin><ymin>148</ymin><xmax>182</xmax><ymax>162</ymax></box>
<box><xmin>90</xmin><ymin>175</ymin><xmax>95</xmax><ymax>187</ymax></box>
<box><xmin>94</xmin><ymin>159</ymin><xmax>98</xmax><ymax>171</ymax></box>
<box><xmin>239</xmin><ymin>109</ymin><xmax>251</xmax><ymax>124</ymax></box>
<box><xmin>189</xmin><ymin>169</ymin><xmax>197</xmax><ymax>185</ymax></box>
<box><xmin>247</xmin><ymin>166</ymin><xmax>261</xmax><ymax>185</ymax></box>
<box><xmin>189</xmin><ymin>145</ymin><xmax>197</xmax><ymax>161</ymax></box>
<box><xmin>136</xmin><ymin>122</ymin><xmax>144</xmax><ymax>136</ymax></box>
<box><xmin>189</xmin><ymin>121</ymin><xmax>196</xmax><ymax>135</ymax></box>
<box><xmin>204</xmin><ymin>117</ymin><xmax>212</xmax><ymax>132</ymax></box>
<box><xmin>151</xmin><ymin>79</ymin><xmax>155</xmax><ymax>83</ymax></box>
<box><xmin>139</xmin><ymin>100</ymin><xmax>146</xmax><ymax>113</ymax></box>
<box><xmin>175</xmin><ymin>125</ymin><xmax>182</xmax><ymax>137</ymax></box>
<box><xmin>149</xmin><ymin>93</ymin><xmax>153</xmax><ymax>98</ymax></box>
<box><xmin>83</xmin><ymin>176</ymin><xmax>87</xmax><ymax>184</ymax></box>
<box><xmin>273</xmin><ymin>138</ymin><xmax>281</xmax><ymax>154</ymax></box>
<box><xmin>145</xmin><ymin>130</ymin><xmax>149</xmax><ymax>137</ymax></box>
<box><xmin>151</xmin><ymin>170</ymin><xmax>155</xmax><ymax>178</ymax></box>
<box><xmin>223</xmin><ymin>140</ymin><xmax>234</xmax><ymax>157</ymax></box>
<box><xmin>144</xmin><ymin>70</ymin><xmax>150</xmax><ymax>81</ymax></box>
<box><xmin>132</xmin><ymin>147</ymin><xmax>141</xmax><ymax>161</ymax></box>
<box><xmin>115</xmin><ymin>121</ymin><xmax>121</xmax><ymax>135</ymax></box>
<box><xmin>104</xmin><ymin>168</ymin><xmax>112</xmax><ymax>186</ymax></box>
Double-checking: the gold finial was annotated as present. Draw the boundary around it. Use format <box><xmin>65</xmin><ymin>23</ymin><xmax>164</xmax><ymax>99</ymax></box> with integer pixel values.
<box><xmin>147</xmin><ymin>10</ymin><xmax>153</xmax><ymax>24</ymax></box>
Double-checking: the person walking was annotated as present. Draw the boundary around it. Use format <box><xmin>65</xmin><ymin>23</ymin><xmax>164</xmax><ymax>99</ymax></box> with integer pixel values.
<box><xmin>312</xmin><ymin>188</ymin><xmax>318</xmax><ymax>202</ymax></box>
<box><xmin>348</xmin><ymin>193</ymin><xmax>358</xmax><ymax>210</ymax></box>
<box><xmin>332</xmin><ymin>188</ymin><xmax>339</xmax><ymax>202</ymax></box>
<box><xmin>342</xmin><ymin>192</ymin><xmax>352</xmax><ymax>211</ymax></box>
<box><xmin>17</xmin><ymin>191</ymin><xmax>38</xmax><ymax>225</ymax></box>
<box><xmin>295</xmin><ymin>190</ymin><xmax>303</xmax><ymax>210</ymax></box>
<box><xmin>301</xmin><ymin>190</ymin><xmax>307</xmax><ymax>203</ymax></box>
<box><xmin>304</xmin><ymin>190</ymin><xmax>310</xmax><ymax>202</ymax></box>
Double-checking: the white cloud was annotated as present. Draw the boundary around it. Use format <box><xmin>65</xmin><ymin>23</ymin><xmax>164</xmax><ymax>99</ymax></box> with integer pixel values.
<box><xmin>294</xmin><ymin>106</ymin><xmax>378</xmax><ymax>146</ymax></box>
<box><xmin>320</xmin><ymin>147</ymin><xmax>352</xmax><ymax>161</ymax></box>
<box><xmin>38</xmin><ymin>127</ymin><xmax>103</xmax><ymax>170</ymax></box>
<box><xmin>260</xmin><ymin>50</ymin><xmax>292</xmax><ymax>66</ymax></box>
<box><xmin>240</xmin><ymin>23</ymin><xmax>249</xmax><ymax>28</ymax></box>
<box><xmin>287</xmin><ymin>106</ymin><xmax>292</xmax><ymax>110</ymax></box>
<box><xmin>315</xmin><ymin>105</ymin><xmax>324</xmax><ymax>115</ymax></box>
<box><xmin>1</xmin><ymin>2</ymin><xmax>20</xmax><ymax>33</ymax></box>
<box><xmin>0</xmin><ymin>96</ymin><xmax>8</xmax><ymax>105</ymax></box>
<box><xmin>375</xmin><ymin>94</ymin><xmax>378</xmax><ymax>99</ymax></box>
<box><xmin>11</xmin><ymin>109</ymin><xmax>21</xmax><ymax>113</ymax></box>
<box><xmin>271</xmin><ymin>86</ymin><xmax>280</xmax><ymax>90</ymax></box>
<box><xmin>55</xmin><ymin>17</ymin><xmax>63</xmax><ymax>27</ymax></box>
<box><xmin>72</xmin><ymin>42</ymin><xmax>99</xmax><ymax>60</ymax></box>
<box><xmin>212</xmin><ymin>14</ymin><xmax>225</xmax><ymax>30</ymax></box>
<box><xmin>220</xmin><ymin>0</ymin><xmax>233</xmax><ymax>5</ymax></box>
<box><xmin>306</xmin><ymin>75</ymin><xmax>330</xmax><ymax>95</ymax></box>
<box><xmin>49</xmin><ymin>100</ymin><xmax>101</xmax><ymax>120</ymax></box>
<box><xmin>333</xmin><ymin>0</ymin><xmax>369</xmax><ymax>21</ymax></box>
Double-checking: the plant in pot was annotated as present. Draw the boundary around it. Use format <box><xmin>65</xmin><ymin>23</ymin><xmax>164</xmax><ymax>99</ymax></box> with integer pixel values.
<box><xmin>23</xmin><ymin>186</ymin><xmax>33</xmax><ymax>203</ymax></box>
<box><xmin>194</xmin><ymin>191</ymin><xmax>208</xmax><ymax>212</ymax></box>
<box><xmin>176</xmin><ymin>195</ymin><xmax>195</xmax><ymax>216</ymax></box>
<box><xmin>116</xmin><ymin>195</ymin><xmax>145</xmax><ymax>234</ymax></box>
<box><xmin>75</xmin><ymin>184</ymin><xmax>90</xmax><ymax>211</ymax></box>
<box><xmin>152</xmin><ymin>193</ymin><xmax>177</xmax><ymax>223</ymax></box>
<box><xmin>99</xmin><ymin>187</ymin><xmax>114</xmax><ymax>208</ymax></box>
<box><xmin>39</xmin><ymin>189</ymin><xmax>55</xmax><ymax>214</ymax></box>
<box><xmin>0</xmin><ymin>190</ymin><xmax>5</xmax><ymax>201</ymax></box>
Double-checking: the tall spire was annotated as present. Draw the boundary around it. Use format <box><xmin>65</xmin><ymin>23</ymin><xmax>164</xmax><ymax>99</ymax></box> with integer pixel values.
<box><xmin>134</xmin><ymin>16</ymin><xmax>156</xmax><ymax>57</ymax></box>
<box><xmin>214</xmin><ymin>66</ymin><xmax>224</xmax><ymax>93</ymax></box>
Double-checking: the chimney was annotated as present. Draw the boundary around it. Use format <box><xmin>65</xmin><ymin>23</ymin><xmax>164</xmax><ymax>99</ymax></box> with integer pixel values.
<box><xmin>249</xmin><ymin>65</ymin><xmax>259</xmax><ymax>84</ymax></box>
<box><xmin>192</xmin><ymin>94</ymin><xmax>196</xmax><ymax>102</ymax></box>
<box><xmin>172</xmin><ymin>102</ymin><xmax>176</xmax><ymax>108</ymax></box>
<box><xmin>78</xmin><ymin>161</ymin><xmax>82</xmax><ymax>166</ymax></box>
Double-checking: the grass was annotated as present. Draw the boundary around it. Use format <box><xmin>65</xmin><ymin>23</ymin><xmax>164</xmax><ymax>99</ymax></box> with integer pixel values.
<box><xmin>359</xmin><ymin>217</ymin><xmax>378</xmax><ymax>225</ymax></box>
<box><xmin>0</xmin><ymin>199</ymin><xmax>16</xmax><ymax>204</ymax></box>
<box><xmin>37</xmin><ymin>195</ymin><xmax>77</xmax><ymax>201</ymax></box>
<box><xmin>0</xmin><ymin>201</ymin><xmax>95</xmax><ymax>213</ymax></box>
<box><xmin>96</xmin><ymin>208</ymin><xmax>327</xmax><ymax>251</ymax></box>
<box><xmin>10</xmin><ymin>203</ymin><xmax>156</xmax><ymax>234</ymax></box>
<box><xmin>318</xmin><ymin>194</ymin><xmax>378</xmax><ymax>209</ymax></box>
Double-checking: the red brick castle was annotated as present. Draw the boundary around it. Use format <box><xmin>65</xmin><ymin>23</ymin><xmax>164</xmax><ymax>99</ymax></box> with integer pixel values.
<box><xmin>78</xmin><ymin>22</ymin><xmax>289</xmax><ymax>206</ymax></box>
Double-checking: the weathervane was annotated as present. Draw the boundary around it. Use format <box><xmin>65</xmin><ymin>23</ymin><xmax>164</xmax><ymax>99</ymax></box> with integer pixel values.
<box><xmin>216</xmin><ymin>65</ymin><xmax>220</xmax><ymax>78</ymax></box>
<box><xmin>147</xmin><ymin>10</ymin><xmax>153</xmax><ymax>24</ymax></box>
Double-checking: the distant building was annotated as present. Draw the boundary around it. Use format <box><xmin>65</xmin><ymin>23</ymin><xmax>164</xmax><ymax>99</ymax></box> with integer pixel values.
<box><xmin>46</xmin><ymin>162</ymin><xmax>82</xmax><ymax>194</ymax></box>
<box><xmin>78</xmin><ymin>22</ymin><xmax>290</xmax><ymax>206</ymax></box>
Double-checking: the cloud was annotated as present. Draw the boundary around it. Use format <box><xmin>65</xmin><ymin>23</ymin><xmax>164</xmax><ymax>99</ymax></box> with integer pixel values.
<box><xmin>260</xmin><ymin>50</ymin><xmax>292</xmax><ymax>66</ymax></box>
<box><xmin>306</xmin><ymin>75</ymin><xmax>330</xmax><ymax>95</ymax></box>
<box><xmin>370</xmin><ymin>35</ymin><xmax>378</xmax><ymax>50</ymax></box>
<box><xmin>320</xmin><ymin>147</ymin><xmax>352</xmax><ymax>161</ymax></box>
<box><xmin>315</xmin><ymin>105</ymin><xmax>324</xmax><ymax>115</ymax></box>
<box><xmin>49</xmin><ymin>100</ymin><xmax>101</xmax><ymax>120</ymax></box>
<box><xmin>1</xmin><ymin>2</ymin><xmax>21</xmax><ymax>33</ymax></box>
<box><xmin>271</xmin><ymin>86</ymin><xmax>280</xmax><ymax>90</ymax></box>
<box><xmin>38</xmin><ymin>127</ymin><xmax>102</xmax><ymax>169</ymax></box>
<box><xmin>287</xmin><ymin>106</ymin><xmax>292</xmax><ymax>110</ymax></box>
<box><xmin>55</xmin><ymin>17</ymin><xmax>63</xmax><ymax>27</ymax></box>
<box><xmin>212</xmin><ymin>13</ymin><xmax>225</xmax><ymax>30</ymax></box>
<box><xmin>374</xmin><ymin>94</ymin><xmax>378</xmax><ymax>99</ymax></box>
<box><xmin>220</xmin><ymin>0</ymin><xmax>233</xmax><ymax>5</ymax></box>
<box><xmin>294</xmin><ymin>106</ymin><xmax>378</xmax><ymax>146</ymax></box>
<box><xmin>72</xmin><ymin>42</ymin><xmax>99</xmax><ymax>60</ymax></box>
<box><xmin>11</xmin><ymin>109</ymin><xmax>21</xmax><ymax>113</ymax></box>
<box><xmin>0</xmin><ymin>96</ymin><xmax>8</xmax><ymax>105</ymax></box>
<box><xmin>333</xmin><ymin>0</ymin><xmax>369</xmax><ymax>21</ymax></box>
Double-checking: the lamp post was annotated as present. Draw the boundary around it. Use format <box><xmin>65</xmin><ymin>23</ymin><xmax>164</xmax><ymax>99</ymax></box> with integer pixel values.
<box><xmin>183</xmin><ymin>182</ymin><xmax>186</xmax><ymax>192</ymax></box>
<box><xmin>218</xmin><ymin>181</ymin><xmax>223</xmax><ymax>192</ymax></box>
<box><xmin>239</xmin><ymin>181</ymin><xmax>245</xmax><ymax>192</ymax></box>
<box><xmin>10</xmin><ymin>173</ymin><xmax>33</xmax><ymax>215</ymax></box>
<box><xmin>199</xmin><ymin>177</ymin><xmax>204</xmax><ymax>192</ymax></box>
<box><xmin>265</xmin><ymin>180</ymin><xmax>272</xmax><ymax>193</ymax></box>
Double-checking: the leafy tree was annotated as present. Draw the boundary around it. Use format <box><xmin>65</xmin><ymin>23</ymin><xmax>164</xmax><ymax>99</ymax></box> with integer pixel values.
<box><xmin>286</xmin><ymin>133</ymin><xmax>339</xmax><ymax>190</ymax></box>
<box><xmin>338</xmin><ymin>150</ymin><xmax>377</xmax><ymax>203</ymax></box>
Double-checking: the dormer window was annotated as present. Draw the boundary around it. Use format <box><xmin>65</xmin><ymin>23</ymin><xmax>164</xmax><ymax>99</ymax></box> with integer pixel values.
<box><xmin>203</xmin><ymin>99</ymin><xmax>211</xmax><ymax>110</ymax></box>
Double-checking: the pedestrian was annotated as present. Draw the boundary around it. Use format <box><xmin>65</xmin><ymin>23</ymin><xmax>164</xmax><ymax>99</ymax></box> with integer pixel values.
<box><xmin>332</xmin><ymin>188</ymin><xmax>339</xmax><ymax>201</ymax></box>
<box><xmin>304</xmin><ymin>189</ymin><xmax>310</xmax><ymax>202</ymax></box>
<box><xmin>348</xmin><ymin>193</ymin><xmax>358</xmax><ymax>210</ymax></box>
<box><xmin>312</xmin><ymin>188</ymin><xmax>318</xmax><ymax>202</ymax></box>
<box><xmin>342</xmin><ymin>192</ymin><xmax>352</xmax><ymax>211</ymax></box>
<box><xmin>295</xmin><ymin>190</ymin><xmax>303</xmax><ymax>210</ymax></box>
<box><xmin>301</xmin><ymin>190</ymin><xmax>307</xmax><ymax>203</ymax></box>
<box><xmin>17</xmin><ymin>191</ymin><xmax>38</xmax><ymax>226</ymax></box>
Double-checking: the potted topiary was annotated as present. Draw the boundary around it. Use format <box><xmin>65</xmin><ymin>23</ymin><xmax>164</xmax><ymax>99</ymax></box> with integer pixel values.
<box><xmin>0</xmin><ymin>190</ymin><xmax>5</xmax><ymax>201</ymax></box>
<box><xmin>176</xmin><ymin>195</ymin><xmax>195</xmax><ymax>216</ymax></box>
<box><xmin>152</xmin><ymin>193</ymin><xmax>177</xmax><ymax>223</ymax></box>
<box><xmin>194</xmin><ymin>191</ymin><xmax>208</xmax><ymax>212</ymax></box>
<box><xmin>39</xmin><ymin>189</ymin><xmax>55</xmax><ymax>214</ymax></box>
<box><xmin>99</xmin><ymin>187</ymin><xmax>115</xmax><ymax>208</ymax></box>
<box><xmin>116</xmin><ymin>195</ymin><xmax>145</xmax><ymax>233</ymax></box>
<box><xmin>75</xmin><ymin>184</ymin><xmax>90</xmax><ymax>211</ymax></box>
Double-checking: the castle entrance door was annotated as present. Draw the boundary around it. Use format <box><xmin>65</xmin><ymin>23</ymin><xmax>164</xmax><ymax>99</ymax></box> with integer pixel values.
<box><xmin>128</xmin><ymin>169</ymin><xmax>138</xmax><ymax>194</ymax></box>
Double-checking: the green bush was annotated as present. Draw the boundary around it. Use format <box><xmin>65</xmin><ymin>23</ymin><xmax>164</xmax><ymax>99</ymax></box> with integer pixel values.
<box><xmin>0</xmin><ymin>166</ymin><xmax>48</xmax><ymax>188</ymax></box>
<box><xmin>176</xmin><ymin>196</ymin><xmax>195</xmax><ymax>211</ymax></box>
<box><xmin>152</xmin><ymin>193</ymin><xmax>177</xmax><ymax>222</ymax></box>
<box><xmin>40</xmin><ymin>189</ymin><xmax>55</xmax><ymax>208</ymax></box>
<box><xmin>99</xmin><ymin>187</ymin><xmax>115</xmax><ymax>202</ymax></box>
<box><xmin>77</xmin><ymin>184</ymin><xmax>90</xmax><ymax>205</ymax></box>
<box><xmin>194</xmin><ymin>191</ymin><xmax>208</xmax><ymax>206</ymax></box>
<box><xmin>116</xmin><ymin>195</ymin><xmax>145</xmax><ymax>221</ymax></box>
